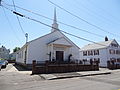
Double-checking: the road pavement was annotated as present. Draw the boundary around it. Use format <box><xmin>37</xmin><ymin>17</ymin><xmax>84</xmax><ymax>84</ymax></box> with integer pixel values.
<box><xmin>0</xmin><ymin>64</ymin><xmax>120</xmax><ymax>90</ymax></box>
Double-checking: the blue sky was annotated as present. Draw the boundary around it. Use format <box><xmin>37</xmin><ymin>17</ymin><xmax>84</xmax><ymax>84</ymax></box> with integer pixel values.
<box><xmin>0</xmin><ymin>0</ymin><xmax>120</xmax><ymax>52</ymax></box>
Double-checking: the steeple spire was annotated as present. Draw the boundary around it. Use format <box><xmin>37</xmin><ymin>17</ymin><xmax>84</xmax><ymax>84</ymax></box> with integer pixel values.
<box><xmin>53</xmin><ymin>7</ymin><xmax>57</xmax><ymax>24</ymax></box>
<box><xmin>51</xmin><ymin>8</ymin><xmax>58</xmax><ymax>32</ymax></box>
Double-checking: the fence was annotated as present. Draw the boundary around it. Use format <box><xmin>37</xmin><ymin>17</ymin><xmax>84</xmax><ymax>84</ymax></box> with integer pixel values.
<box><xmin>107</xmin><ymin>60</ymin><xmax>120</xmax><ymax>70</ymax></box>
<box><xmin>32</xmin><ymin>60</ymin><xmax>100</xmax><ymax>74</ymax></box>
<box><xmin>8</xmin><ymin>60</ymin><xmax>16</xmax><ymax>63</ymax></box>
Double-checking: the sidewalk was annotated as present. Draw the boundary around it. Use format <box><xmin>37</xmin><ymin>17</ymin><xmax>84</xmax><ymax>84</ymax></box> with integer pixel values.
<box><xmin>2</xmin><ymin>64</ymin><xmax>32</xmax><ymax>75</ymax></box>
<box><xmin>4</xmin><ymin>64</ymin><xmax>120</xmax><ymax>80</ymax></box>
<box><xmin>40</xmin><ymin>68</ymin><xmax>112</xmax><ymax>80</ymax></box>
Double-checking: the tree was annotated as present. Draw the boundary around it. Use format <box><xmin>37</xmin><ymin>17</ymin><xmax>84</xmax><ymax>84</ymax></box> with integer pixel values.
<box><xmin>13</xmin><ymin>47</ymin><xmax>20</xmax><ymax>52</ymax></box>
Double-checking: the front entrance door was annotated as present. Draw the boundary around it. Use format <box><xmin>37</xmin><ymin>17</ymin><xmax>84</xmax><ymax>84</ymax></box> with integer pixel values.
<box><xmin>56</xmin><ymin>51</ymin><xmax>64</xmax><ymax>62</ymax></box>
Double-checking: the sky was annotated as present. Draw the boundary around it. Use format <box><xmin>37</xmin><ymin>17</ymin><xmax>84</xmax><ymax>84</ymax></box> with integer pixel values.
<box><xmin>0</xmin><ymin>0</ymin><xmax>120</xmax><ymax>52</ymax></box>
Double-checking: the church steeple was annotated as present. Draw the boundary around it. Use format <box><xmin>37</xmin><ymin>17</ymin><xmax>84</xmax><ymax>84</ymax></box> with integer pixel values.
<box><xmin>51</xmin><ymin>8</ymin><xmax>58</xmax><ymax>32</ymax></box>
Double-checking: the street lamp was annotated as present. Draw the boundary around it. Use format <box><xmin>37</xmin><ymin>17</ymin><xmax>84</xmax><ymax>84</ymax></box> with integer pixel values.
<box><xmin>24</xmin><ymin>33</ymin><xmax>28</xmax><ymax>64</ymax></box>
<box><xmin>25</xmin><ymin>33</ymin><xmax>28</xmax><ymax>43</ymax></box>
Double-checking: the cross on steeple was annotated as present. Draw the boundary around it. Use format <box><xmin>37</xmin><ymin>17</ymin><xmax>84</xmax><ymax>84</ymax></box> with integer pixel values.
<box><xmin>51</xmin><ymin>8</ymin><xmax>58</xmax><ymax>32</ymax></box>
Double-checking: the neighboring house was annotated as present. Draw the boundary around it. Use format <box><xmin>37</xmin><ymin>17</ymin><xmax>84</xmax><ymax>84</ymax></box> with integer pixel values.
<box><xmin>0</xmin><ymin>46</ymin><xmax>10</xmax><ymax>60</ymax></box>
<box><xmin>16</xmin><ymin>9</ymin><xmax>80</xmax><ymax>67</ymax></box>
<box><xmin>80</xmin><ymin>38</ymin><xmax>120</xmax><ymax>67</ymax></box>
<box><xmin>10</xmin><ymin>52</ymin><xmax>16</xmax><ymax>60</ymax></box>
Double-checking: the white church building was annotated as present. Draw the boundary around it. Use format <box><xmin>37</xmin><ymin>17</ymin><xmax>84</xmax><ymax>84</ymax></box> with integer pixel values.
<box><xmin>16</xmin><ymin>9</ymin><xmax>80</xmax><ymax>66</ymax></box>
<box><xmin>80</xmin><ymin>37</ymin><xmax>120</xmax><ymax>67</ymax></box>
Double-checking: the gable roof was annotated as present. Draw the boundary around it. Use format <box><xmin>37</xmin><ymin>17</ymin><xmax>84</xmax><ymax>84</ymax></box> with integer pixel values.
<box><xmin>59</xmin><ymin>31</ymin><xmax>80</xmax><ymax>49</ymax></box>
<box><xmin>19</xmin><ymin>31</ymin><xmax>56</xmax><ymax>51</ymax></box>
<box><xmin>47</xmin><ymin>37</ymin><xmax>72</xmax><ymax>46</ymax></box>
<box><xmin>19</xmin><ymin>30</ymin><xmax>80</xmax><ymax>51</ymax></box>
<box><xmin>81</xmin><ymin>39</ymin><xmax>118</xmax><ymax>50</ymax></box>
<box><xmin>27</xmin><ymin>31</ymin><xmax>56</xmax><ymax>44</ymax></box>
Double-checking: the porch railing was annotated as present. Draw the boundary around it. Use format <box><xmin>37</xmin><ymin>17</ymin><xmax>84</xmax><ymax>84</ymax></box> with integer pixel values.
<box><xmin>107</xmin><ymin>60</ymin><xmax>120</xmax><ymax>70</ymax></box>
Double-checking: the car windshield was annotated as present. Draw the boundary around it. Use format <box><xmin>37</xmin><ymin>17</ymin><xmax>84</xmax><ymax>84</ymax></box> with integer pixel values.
<box><xmin>0</xmin><ymin>60</ymin><xmax>6</xmax><ymax>63</ymax></box>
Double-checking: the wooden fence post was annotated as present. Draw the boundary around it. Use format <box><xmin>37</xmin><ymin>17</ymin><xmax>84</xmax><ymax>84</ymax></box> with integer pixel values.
<box><xmin>90</xmin><ymin>59</ymin><xmax>93</xmax><ymax>65</ymax></box>
<box><xmin>32</xmin><ymin>60</ymin><xmax>36</xmax><ymax>74</ymax></box>
<box><xmin>96</xmin><ymin>60</ymin><xmax>99</xmax><ymax>70</ymax></box>
<box><xmin>45</xmin><ymin>61</ymin><xmax>49</xmax><ymax>73</ymax></box>
<box><xmin>107</xmin><ymin>61</ymin><xmax>110</xmax><ymax>69</ymax></box>
<box><xmin>111</xmin><ymin>60</ymin><xmax>115</xmax><ymax>70</ymax></box>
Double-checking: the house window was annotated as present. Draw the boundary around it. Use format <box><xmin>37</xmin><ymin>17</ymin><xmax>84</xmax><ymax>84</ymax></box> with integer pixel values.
<box><xmin>88</xmin><ymin>50</ymin><xmax>93</xmax><ymax>56</ymax></box>
<box><xmin>109</xmin><ymin>49</ymin><xmax>115</xmax><ymax>54</ymax></box>
<box><xmin>116</xmin><ymin>50</ymin><xmax>118</xmax><ymax>54</ymax></box>
<box><xmin>118</xmin><ymin>50</ymin><xmax>120</xmax><ymax>54</ymax></box>
<box><xmin>83</xmin><ymin>51</ymin><xmax>87</xmax><ymax>56</ymax></box>
<box><xmin>116</xmin><ymin>50</ymin><xmax>120</xmax><ymax>54</ymax></box>
<box><xmin>94</xmin><ymin>50</ymin><xmax>99</xmax><ymax>55</ymax></box>
<box><xmin>111</xmin><ymin>43</ymin><xmax>118</xmax><ymax>47</ymax></box>
<box><xmin>117</xmin><ymin>58</ymin><xmax>120</xmax><ymax>62</ymax></box>
<box><xmin>82</xmin><ymin>59</ymin><xmax>87</xmax><ymax>64</ymax></box>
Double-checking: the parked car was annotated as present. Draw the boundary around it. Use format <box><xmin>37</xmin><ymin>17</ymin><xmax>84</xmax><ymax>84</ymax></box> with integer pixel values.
<box><xmin>0</xmin><ymin>64</ymin><xmax>2</xmax><ymax>71</ymax></box>
<box><xmin>0</xmin><ymin>60</ymin><xmax>8</xmax><ymax>68</ymax></box>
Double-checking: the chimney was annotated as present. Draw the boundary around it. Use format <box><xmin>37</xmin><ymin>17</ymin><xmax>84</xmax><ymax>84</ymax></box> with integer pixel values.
<box><xmin>105</xmin><ymin>36</ymin><xmax>108</xmax><ymax>41</ymax></box>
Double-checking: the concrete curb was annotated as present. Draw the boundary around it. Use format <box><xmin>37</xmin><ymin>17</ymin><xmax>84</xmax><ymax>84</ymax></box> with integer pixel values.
<box><xmin>40</xmin><ymin>71</ymin><xmax>111</xmax><ymax>80</ymax></box>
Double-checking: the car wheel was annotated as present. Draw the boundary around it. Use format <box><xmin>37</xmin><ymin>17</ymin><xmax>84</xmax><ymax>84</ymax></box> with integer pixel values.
<box><xmin>4</xmin><ymin>65</ymin><xmax>6</xmax><ymax>68</ymax></box>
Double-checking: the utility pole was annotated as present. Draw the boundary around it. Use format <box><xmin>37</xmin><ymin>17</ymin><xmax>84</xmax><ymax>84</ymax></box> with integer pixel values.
<box><xmin>0</xmin><ymin>0</ymin><xmax>1</xmax><ymax>6</ymax></box>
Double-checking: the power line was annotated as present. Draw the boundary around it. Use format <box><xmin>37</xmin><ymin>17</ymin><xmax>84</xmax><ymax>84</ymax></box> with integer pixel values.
<box><xmin>86</xmin><ymin>0</ymin><xmax>120</xmax><ymax>24</ymax></box>
<box><xmin>2</xmin><ymin>1</ymin><xmax>105</xmax><ymax>38</ymax></box>
<box><xmin>71</xmin><ymin>0</ymin><xmax>117</xmax><ymax>26</ymax></box>
<box><xmin>13</xmin><ymin>6</ymin><xmax>104</xmax><ymax>38</ymax></box>
<box><xmin>11</xmin><ymin>0</ymin><xmax>25</xmax><ymax>35</ymax></box>
<box><xmin>2</xmin><ymin>1</ymin><xmax>120</xmax><ymax>42</ymax></box>
<box><xmin>2</xmin><ymin>5</ymin><xmax>107</xmax><ymax>47</ymax></box>
<box><xmin>1</xmin><ymin>6</ymin><xmax>23</xmax><ymax>44</ymax></box>
<box><xmin>47</xmin><ymin>0</ymin><xmax>120</xmax><ymax>38</ymax></box>
<box><xmin>2</xmin><ymin>1</ymin><xmax>120</xmax><ymax>43</ymax></box>
<box><xmin>66</xmin><ymin>0</ymin><xmax>120</xmax><ymax>43</ymax></box>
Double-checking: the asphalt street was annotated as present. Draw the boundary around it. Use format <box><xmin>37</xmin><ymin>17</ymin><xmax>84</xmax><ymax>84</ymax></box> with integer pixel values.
<box><xmin>0</xmin><ymin>64</ymin><xmax>120</xmax><ymax>90</ymax></box>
